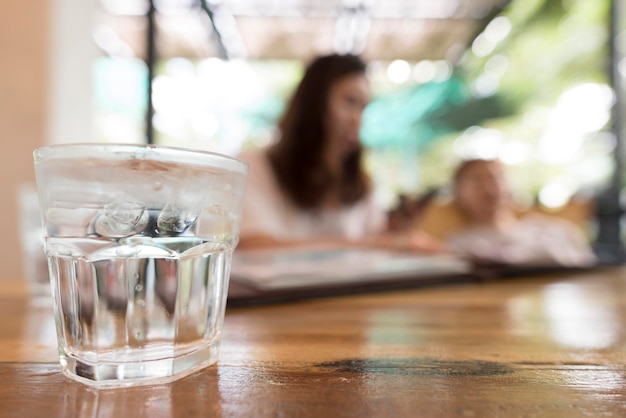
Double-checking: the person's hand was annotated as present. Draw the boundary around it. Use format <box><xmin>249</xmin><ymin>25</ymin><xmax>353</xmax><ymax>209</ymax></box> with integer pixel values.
<box><xmin>381</xmin><ymin>230</ymin><xmax>446</xmax><ymax>254</ymax></box>
<box><xmin>405</xmin><ymin>230</ymin><xmax>446</xmax><ymax>253</ymax></box>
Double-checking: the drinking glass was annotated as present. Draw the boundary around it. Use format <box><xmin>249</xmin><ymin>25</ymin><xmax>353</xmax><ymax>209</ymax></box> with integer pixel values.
<box><xmin>33</xmin><ymin>143</ymin><xmax>247</xmax><ymax>388</ymax></box>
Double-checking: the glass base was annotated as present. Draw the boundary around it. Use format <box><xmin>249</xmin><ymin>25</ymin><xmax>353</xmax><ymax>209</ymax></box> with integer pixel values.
<box><xmin>59</xmin><ymin>341</ymin><xmax>220</xmax><ymax>388</ymax></box>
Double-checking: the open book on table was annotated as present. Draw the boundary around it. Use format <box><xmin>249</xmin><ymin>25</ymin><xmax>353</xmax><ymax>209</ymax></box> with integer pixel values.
<box><xmin>227</xmin><ymin>247</ymin><xmax>474</xmax><ymax>305</ymax></box>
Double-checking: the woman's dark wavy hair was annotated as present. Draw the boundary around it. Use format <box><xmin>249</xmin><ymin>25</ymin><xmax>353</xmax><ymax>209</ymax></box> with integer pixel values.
<box><xmin>267</xmin><ymin>54</ymin><xmax>370</xmax><ymax>210</ymax></box>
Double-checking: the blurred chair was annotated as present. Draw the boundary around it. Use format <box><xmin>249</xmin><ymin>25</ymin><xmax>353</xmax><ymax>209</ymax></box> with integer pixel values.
<box><xmin>417</xmin><ymin>194</ymin><xmax>595</xmax><ymax>241</ymax></box>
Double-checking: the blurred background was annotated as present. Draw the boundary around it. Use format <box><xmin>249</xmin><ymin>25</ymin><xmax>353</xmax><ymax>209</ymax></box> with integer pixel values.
<box><xmin>1</xmin><ymin>0</ymin><xmax>625</xmax><ymax>279</ymax></box>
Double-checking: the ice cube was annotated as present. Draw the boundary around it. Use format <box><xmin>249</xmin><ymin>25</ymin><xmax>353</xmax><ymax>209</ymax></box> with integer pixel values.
<box><xmin>94</xmin><ymin>201</ymin><xmax>149</xmax><ymax>238</ymax></box>
<box><xmin>156</xmin><ymin>203</ymin><xmax>198</xmax><ymax>235</ymax></box>
<box><xmin>199</xmin><ymin>204</ymin><xmax>233</xmax><ymax>237</ymax></box>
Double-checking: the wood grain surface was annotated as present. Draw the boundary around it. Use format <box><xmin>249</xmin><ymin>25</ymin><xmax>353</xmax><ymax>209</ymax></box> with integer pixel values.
<box><xmin>1</xmin><ymin>268</ymin><xmax>625</xmax><ymax>417</ymax></box>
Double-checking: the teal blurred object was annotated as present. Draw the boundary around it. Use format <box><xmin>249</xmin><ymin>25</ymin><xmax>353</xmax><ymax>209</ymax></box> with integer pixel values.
<box><xmin>241</xmin><ymin>94</ymin><xmax>285</xmax><ymax>130</ymax></box>
<box><xmin>361</xmin><ymin>75</ymin><xmax>514</xmax><ymax>149</ymax></box>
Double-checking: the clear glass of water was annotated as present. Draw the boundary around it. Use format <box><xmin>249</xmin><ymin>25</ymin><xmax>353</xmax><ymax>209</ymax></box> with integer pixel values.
<box><xmin>33</xmin><ymin>143</ymin><xmax>248</xmax><ymax>388</ymax></box>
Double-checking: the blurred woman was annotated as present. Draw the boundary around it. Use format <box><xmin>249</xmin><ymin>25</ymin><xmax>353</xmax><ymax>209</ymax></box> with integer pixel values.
<box><xmin>446</xmin><ymin>159</ymin><xmax>596</xmax><ymax>267</ymax></box>
<box><xmin>238</xmin><ymin>54</ymin><xmax>440</xmax><ymax>252</ymax></box>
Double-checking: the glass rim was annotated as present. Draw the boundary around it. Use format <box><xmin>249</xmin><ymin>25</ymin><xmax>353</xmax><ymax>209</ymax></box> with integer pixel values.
<box><xmin>33</xmin><ymin>143</ymin><xmax>248</xmax><ymax>175</ymax></box>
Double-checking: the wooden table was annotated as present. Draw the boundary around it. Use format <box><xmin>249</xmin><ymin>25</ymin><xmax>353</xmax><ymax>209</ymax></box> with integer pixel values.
<box><xmin>1</xmin><ymin>268</ymin><xmax>625</xmax><ymax>417</ymax></box>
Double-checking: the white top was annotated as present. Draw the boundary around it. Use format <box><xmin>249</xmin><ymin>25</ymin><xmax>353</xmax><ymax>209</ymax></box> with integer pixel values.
<box><xmin>238</xmin><ymin>149</ymin><xmax>387</xmax><ymax>242</ymax></box>
<box><xmin>446</xmin><ymin>214</ymin><xmax>596</xmax><ymax>267</ymax></box>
